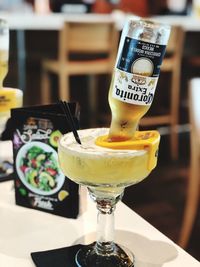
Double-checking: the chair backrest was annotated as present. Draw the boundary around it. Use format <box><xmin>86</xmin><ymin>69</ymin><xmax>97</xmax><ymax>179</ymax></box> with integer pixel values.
<box><xmin>140</xmin><ymin>25</ymin><xmax>185</xmax><ymax>122</ymax></box>
<box><xmin>162</xmin><ymin>25</ymin><xmax>185</xmax><ymax>68</ymax></box>
<box><xmin>58</xmin><ymin>21</ymin><xmax>119</xmax><ymax>64</ymax></box>
<box><xmin>139</xmin><ymin>25</ymin><xmax>185</xmax><ymax>160</ymax></box>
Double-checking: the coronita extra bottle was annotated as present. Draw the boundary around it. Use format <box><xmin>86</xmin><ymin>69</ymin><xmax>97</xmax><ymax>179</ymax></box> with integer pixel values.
<box><xmin>108</xmin><ymin>19</ymin><xmax>171</xmax><ymax>141</ymax></box>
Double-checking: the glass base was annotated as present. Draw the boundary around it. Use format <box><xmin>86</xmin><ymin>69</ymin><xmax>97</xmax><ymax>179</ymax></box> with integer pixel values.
<box><xmin>75</xmin><ymin>242</ymin><xmax>134</xmax><ymax>267</ymax></box>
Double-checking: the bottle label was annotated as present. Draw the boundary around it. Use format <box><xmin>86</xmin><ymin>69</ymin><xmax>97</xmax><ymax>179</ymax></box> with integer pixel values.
<box><xmin>112</xmin><ymin>37</ymin><xmax>166</xmax><ymax>106</ymax></box>
<box><xmin>0</xmin><ymin>90</ymin><xmax>17</xmax><ymax>112</ymax></box>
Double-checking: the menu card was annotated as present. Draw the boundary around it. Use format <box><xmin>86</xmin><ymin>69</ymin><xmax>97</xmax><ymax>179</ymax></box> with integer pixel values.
<box><xmin>11</xmin><ymin>103</ymin><xmax>79</xmax><ymax>219</ymax></box>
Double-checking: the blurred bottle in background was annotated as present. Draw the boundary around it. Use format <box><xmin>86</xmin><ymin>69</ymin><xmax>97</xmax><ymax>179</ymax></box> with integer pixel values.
<box><xmin>0</xmin><ymin>19</ymin><xmax>23</xmax><ymax>138</ymax></box>
<box><xmin>0</xmin><ymin>19</ymin><xmax>9</xmax><ymax>90</ymax></box>
<box><xmin>0</xmin><ymin>17</ymin><xmax>24</xmax><ymax>180</ymax></box>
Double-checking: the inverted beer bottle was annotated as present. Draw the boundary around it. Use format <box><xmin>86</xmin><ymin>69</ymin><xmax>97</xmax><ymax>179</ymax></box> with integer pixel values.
<box><xmin>108</xmin><ymin>19</ymin><xmax>171</xmax><ymax>141</ymax></box>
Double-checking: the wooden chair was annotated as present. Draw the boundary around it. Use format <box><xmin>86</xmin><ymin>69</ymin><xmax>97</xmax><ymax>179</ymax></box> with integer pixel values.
<box><xmin>179</xmin><ymin>78</ymin><xmax>200</xmax><ymax>248</ymax></box>
<box><xmin>41</xmin><ymin>21</ymin><xmax>119</xmax><ymax>124</ymax></box>
<box><xmin>140</xmin><ymin>25</ymin><xmax>185</xmax><ymax>160</ymax></box>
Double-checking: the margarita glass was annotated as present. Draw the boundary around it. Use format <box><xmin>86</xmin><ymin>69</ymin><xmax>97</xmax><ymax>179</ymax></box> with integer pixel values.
<box><xmin>58</xmin><ymin>127</ymin><xmax>159</xmax><ymax>267</ymax></box>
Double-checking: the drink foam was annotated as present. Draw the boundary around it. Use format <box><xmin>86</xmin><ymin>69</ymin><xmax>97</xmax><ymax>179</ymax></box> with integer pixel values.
<box><xmin>59</xmin><ymin>128</ymin><xmax>146</xmax><ymax>158</ymax></box>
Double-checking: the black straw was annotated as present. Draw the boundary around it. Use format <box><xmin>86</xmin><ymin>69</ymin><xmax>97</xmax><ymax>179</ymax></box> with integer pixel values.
<box><xmin>60</xmin><ymin>101</ymin><xmax>82</xmax><ymax>145</ymax></box>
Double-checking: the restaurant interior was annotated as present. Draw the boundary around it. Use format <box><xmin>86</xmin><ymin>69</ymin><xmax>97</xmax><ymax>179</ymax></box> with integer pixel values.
<box><xmin>0</xmin><ymin>0</ymin><xmax>200</xmax><ymax>266</ymax></box>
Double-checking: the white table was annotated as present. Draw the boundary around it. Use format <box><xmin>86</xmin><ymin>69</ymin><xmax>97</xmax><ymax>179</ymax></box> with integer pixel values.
<box><xmin>0</xmin><ymin>11</ymin><xmax>199</xmax><ymax>31</ymax></box>
<box><xmin>0</xmin><ymin>12</ymin><xmax>199</xmax><ymax>32</ymax></box>
<box><xmin>0</xmin><ymin>12</ymin><xmax>124</xmax><ymax>30</ymax></box>
<box><xmin>0</xmin><ymin>180</ymin><xmax>199</xmax><ymax>267</ymax></box>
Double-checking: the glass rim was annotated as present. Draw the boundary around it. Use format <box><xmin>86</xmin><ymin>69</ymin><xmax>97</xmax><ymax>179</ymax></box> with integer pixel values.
<box><xmin>58</xmin><ymin>128</ymin><xmax>147</xmax><ymax>158</ymax></box>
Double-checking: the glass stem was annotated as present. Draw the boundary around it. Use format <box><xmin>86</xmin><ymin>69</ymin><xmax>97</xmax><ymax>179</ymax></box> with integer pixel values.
<box><xmin>88</xmin><ymin>188</ymin><xmax>123</xmax><ymax>256</ymax></box>
<box><xmin>95</xmin><ymin>199</ymin><xmax>116</xmax><ymax>255</ymax></box>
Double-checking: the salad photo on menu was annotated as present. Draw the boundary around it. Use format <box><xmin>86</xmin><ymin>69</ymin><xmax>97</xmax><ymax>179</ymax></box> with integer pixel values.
<box><xmin>16</xmin><ymin>141</ymin><xmax>65</xmax><ymax>195</ymax></box>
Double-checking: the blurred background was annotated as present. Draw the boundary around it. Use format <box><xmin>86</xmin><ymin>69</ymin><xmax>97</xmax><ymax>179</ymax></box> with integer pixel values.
<box><xmin>0</xmin><ymin>0</ymin><xmax>200</xmax><ymax>262</ymax></box>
